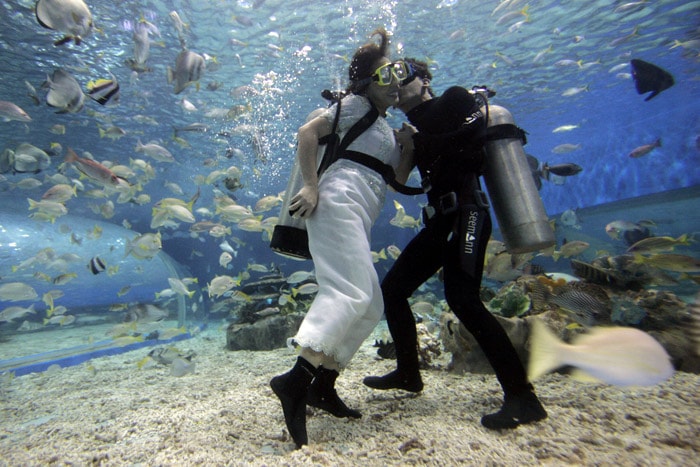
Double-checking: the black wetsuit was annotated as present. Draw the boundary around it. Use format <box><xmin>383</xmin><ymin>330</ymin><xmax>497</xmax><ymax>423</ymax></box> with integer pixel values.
<box><xmin>381</xmin><ymin>86</ymin><xmax>532</xmax><ymax>397</ymax></box>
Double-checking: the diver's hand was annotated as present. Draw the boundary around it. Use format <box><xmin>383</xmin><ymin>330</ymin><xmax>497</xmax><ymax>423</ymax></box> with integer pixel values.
<box><xmin>289</xmin><ymin>185</ymin><xmax>318</xmax><ymax>218</ymax></box>
<box><xmin>395</xmin><ymin>122</ymin><xmax>417</xmax><ymax>150</ymax></box>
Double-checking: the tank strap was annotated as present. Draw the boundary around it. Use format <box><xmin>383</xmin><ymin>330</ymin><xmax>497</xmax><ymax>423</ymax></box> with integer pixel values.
<box><xmin>340</xmin><ymin>150</ymin><xmax>424</xmax><ymax>196</ymax></box>
<box><xmin>317</xmin><ymin>105</ymin><xmax>380</xmax><ymax>177</ymax></box>
<box><xmin>486</xmin><ymin>123</ymin><xmax>528</xmax><ymax>145</ymax></box>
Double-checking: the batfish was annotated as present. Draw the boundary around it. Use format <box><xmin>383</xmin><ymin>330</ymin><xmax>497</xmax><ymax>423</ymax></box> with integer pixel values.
<box><xmin>630</xmin><ymin>59</ymin><xmax>674</xmax><ymax>101</ymax></box>
<box><xmin>43</xmin><ymin>69</ymin><xmax>85</xmax><ymax>113</ymax></box>
<box><xmin>35</xmin><ymin>0</ymin><xmax>93</xmax><ymax>46</ymax></box>
<box><xmin>167</xmin><ymin>49</ymin><xmax>205</xmax><ymax>94</ymax></box>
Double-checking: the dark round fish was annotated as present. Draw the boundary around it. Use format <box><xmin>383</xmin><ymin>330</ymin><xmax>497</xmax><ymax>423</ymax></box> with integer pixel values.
<box><xmin>543</xmin><ymin>162</ymin><xmax>582</xmax><ymax>178</ymax></box>
<box><xmin>630</xmin><ymin>59</ymin><xmax>675</xmax><ymax>101</ymax></box>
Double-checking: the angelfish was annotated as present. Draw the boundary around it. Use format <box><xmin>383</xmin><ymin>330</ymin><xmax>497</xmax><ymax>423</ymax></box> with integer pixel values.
<box><xmin>35</xmin><ymin>0</ymin><xmax>94</xmax><ymax>46</ymax></box>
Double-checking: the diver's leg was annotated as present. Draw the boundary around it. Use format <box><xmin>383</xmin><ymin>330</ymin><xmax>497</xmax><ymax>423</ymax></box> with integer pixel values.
<box><xmin>443</xmin><ymin>210</ymin><xmax>546</xmax><ymax>429</ymax></box>
<box><xmin>364</xmin><ymin>226</ymin><xmax>442</xmax><ymax>391</ymax></box>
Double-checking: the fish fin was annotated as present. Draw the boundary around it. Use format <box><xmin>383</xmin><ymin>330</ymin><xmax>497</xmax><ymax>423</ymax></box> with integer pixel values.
<box><xmin>54</xmin><ymin>36</ymin><xmax>73</xmax><ymax>46</ymax></box>
<box><xmin>570</xmin><ymin>368</ymin><xmax>604</xmax><ymax>383</ymax></box>
<box><xmin>35</xmin><ymin>5</ymin><xmax>54</xmax><ymax>30</ymax></box>
<box><xmin>527</xmin><ymin>319</ymin><xmax>564</xmax><ymax>381</ymax></box>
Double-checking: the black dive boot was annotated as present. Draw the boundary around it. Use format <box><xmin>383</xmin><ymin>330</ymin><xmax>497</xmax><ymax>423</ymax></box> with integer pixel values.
<box><xmin>270</xmin><ymin>356</ymin><xmax>317</xmax><ymax>448</ymax></box>
<box><xmin>363</xmin><ymin>368</ymin><xmax>423</xmax><ymax>392</ymax></box>
<box><xmin>480</xmin><ymin>387</ymin><xmax>547</xmax><ymax>430</ymax></box>
<box><xmin>363</xmin><ymin>340</ymin><xmax>423</xmax><ymax>392</ymax></box>
<box><xmin>307</xmin><ymin>367</ymin><xmax>362</xmax><ymax>419</ymax></box>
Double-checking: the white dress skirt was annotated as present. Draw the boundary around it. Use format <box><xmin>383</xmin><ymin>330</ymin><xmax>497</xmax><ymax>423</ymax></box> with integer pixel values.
<box><xmin>289</xmin><ymin>94</ymin><xmax>400</xmax><ymax>368</ymax></box>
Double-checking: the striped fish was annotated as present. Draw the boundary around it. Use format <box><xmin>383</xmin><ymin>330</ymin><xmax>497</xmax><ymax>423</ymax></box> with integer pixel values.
<box><xmin>87</xmin><ymin>73</ymin><xmax>120</xmax><ymax>105</ymax></box>
<box><xmin>533</xmin><ymin>281</ymin><xmax>611</xmax><ymax>326</ymax></box>
<box><xmin>690</xmin><ymin>295</ymin><xmax>700</xmax><ymax>357</ymax></box>
<box><xmin>88</xmin><ymin>256</ymin><xmax>106</xmax><ymax>275</ymax></box>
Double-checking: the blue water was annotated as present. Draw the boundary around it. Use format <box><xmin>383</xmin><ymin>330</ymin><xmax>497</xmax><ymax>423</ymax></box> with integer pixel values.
<box><xmin>0</xmin><ymin>0</ymin><xmax>699</xmax><ymax>354</ymax></box>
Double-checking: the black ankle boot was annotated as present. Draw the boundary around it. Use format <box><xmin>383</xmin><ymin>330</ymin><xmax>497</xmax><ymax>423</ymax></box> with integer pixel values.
<box><xmin>481</xmin><ymin>389</ymin><xmax>547</xmax><ymax>430</ymax></box>
<box><xmin>307</xmin><ymin>367</ymin><xmax>362</xmax><ymax>419</ymax></box>
<box><xmin>363</xmin><ymin>369</ymin><xmax>423</xmax><ymax>392</ymax></box>
<box><xmin>270</xmin><ymin>356</ymin><xmax>317</xmax><ymax>448</ymax></box>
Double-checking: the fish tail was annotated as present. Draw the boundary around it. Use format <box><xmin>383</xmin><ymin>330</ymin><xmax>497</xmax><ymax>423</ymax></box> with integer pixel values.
<box><xmin>521</xmin><ymin>5</ymin><xmax>530</xmax><ymax>20</ymax></box>
<box><xmin>187</xmin><ymin>186</ymin><xmax>201</xmax><ymax>211</ymax></box>
<box><xmin>54</xmin><ymin>36</ymin><xmax>73</xmax><ymax>46</ymax></box>
<box><xmin>655</xmin><ymin>138</ymin><xmax>662</xmax><ymax>147</ymax></box>
<box><xmin>124</xmin><ymin>238</ymin><xmax>134</xmax><ymax>258</ymax></box>
<box><xmin>527</xmin><ymin>319</ymin><xmax>564</xmax><ymax>381</ymax></box>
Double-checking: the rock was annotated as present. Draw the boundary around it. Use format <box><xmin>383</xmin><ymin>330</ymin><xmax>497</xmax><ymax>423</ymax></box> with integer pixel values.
<box><xmin>226</xmin><ymin>313</ymin><xmax>304</xmax><ymax>351</ymax></box>
<box><xmin>440</xmin><ymin>310</ymin><xmax>565</xmax><ymax>375</ymax></box>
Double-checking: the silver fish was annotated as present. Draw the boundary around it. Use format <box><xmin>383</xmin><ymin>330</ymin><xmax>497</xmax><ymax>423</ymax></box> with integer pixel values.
<box><xmin>0</xmin><ymin>101</ymin><xmax>31</xmax><ymax>122</ymax></box>
<box><xmin>167</xmin><ymin>50</ymin><xmax>205</xmax><ymax>94</ymax></box>
<box><xmin>0</xmin><ymin>282</ymin><xmax>38</xmax><ymax>302</ymax></box>
<box><xmin>132</xmin><ymin>22</ymin><xmax>151</xmax><ymax>67</ymax></box>
<box><xmin>124</xmin><ymin>303</ymin><xmax>169</xmax><ymax>323</ymax></box>
<box><xmin>0</xmin><ymin>304</ymin><xmax>37</xmax><ymax>323</ymax></box>
<box><xmin>148</xmin><ymin>346</ymin><xmax>195</xmax><ymax>365</ymax></box>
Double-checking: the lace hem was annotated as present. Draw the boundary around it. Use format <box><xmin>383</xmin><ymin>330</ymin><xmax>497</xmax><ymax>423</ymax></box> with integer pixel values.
<box><xmin>287</xmin><ymin>337</ymin><xmax>343</xmax><ymax>366</ymax></box>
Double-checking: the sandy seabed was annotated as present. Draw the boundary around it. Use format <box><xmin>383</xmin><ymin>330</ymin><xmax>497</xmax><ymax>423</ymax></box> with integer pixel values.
<box><xmin>0</xmin><ymin>326</ymin><xmax>699</xmax><ymax>467</ymax></box>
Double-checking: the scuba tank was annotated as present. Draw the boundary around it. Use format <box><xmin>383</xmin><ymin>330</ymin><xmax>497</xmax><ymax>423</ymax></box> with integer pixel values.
<box><xmin>269</xmin><ymin>134</ymin><xmax>325</xmax><ymax>260</ymax></box>
<box><xmin>479</xmin><ymin>102</ymin><xmax>555</xmax><ymax>253</ymax></box>
<box><xmin>270</xmin><ymin>91</ymin><xmax>382</xmax><ymax>260</ymax></box>
<box><xmin>269</xmin><ymin>106</ymin><xmax>331</xmax><ymax>260</ymax></box>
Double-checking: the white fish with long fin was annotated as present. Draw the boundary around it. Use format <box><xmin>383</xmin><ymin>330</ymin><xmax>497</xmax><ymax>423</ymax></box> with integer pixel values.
<box><xmin>528</xmin><ymin>319</ymin><xmax>674</xmax><ymax>387</ymax></box>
